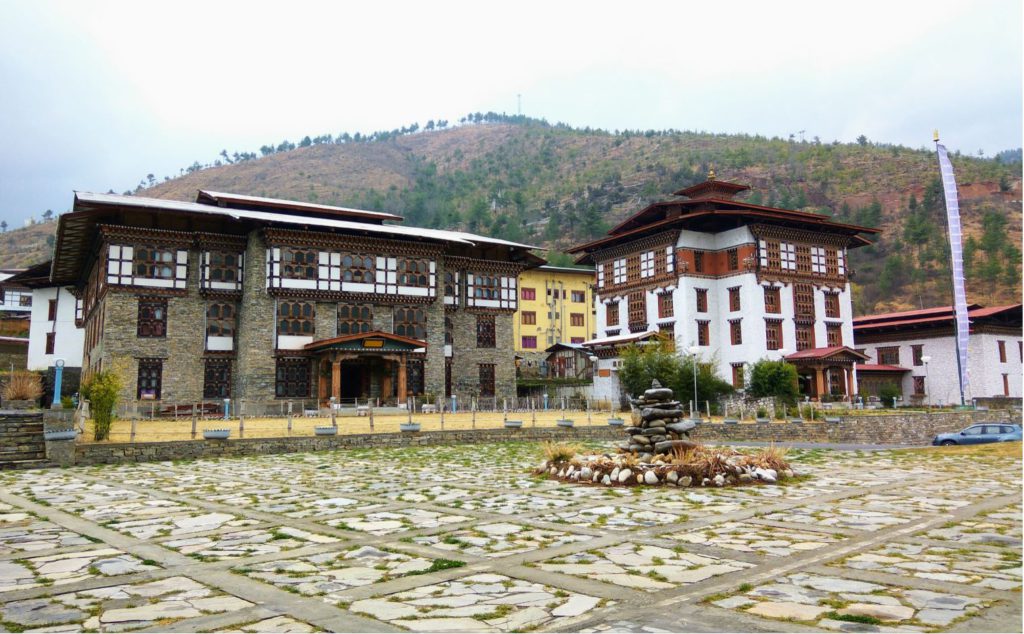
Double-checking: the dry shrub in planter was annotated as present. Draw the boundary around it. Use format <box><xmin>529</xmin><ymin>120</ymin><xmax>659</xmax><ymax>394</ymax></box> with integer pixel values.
<box><xmin>3</xmin><ymin>371</ymin><xmax>43</xmax><ymax>401</ymax></box>
<box><xmin>542</xmin><ymin>441</ymin><xmax>582</xmax><ymax>464</ymax></box>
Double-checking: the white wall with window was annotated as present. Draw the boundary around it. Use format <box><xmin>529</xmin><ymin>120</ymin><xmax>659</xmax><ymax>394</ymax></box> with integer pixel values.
<box><xmin>26</xmin><ymin>286</ymin><xmax>84</xmax><ymax>370</ymax></box>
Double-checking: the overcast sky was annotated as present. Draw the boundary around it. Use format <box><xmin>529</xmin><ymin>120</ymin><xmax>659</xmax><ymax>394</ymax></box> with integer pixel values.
<box><xmin>0</xmin><ymin>0</ymin><xmax>1020</xmax><ymax>226</ymax></box>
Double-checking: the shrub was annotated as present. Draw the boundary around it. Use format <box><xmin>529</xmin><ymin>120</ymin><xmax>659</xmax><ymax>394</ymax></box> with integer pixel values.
<box><xmin>879</xmin><ymin>384</ymin><xmax>901</xmax><ymax>408</ymax></box>
<box><xmin>542</xmin><ymin>441</ymin><xmax>582</xmax><ymax>463</ymax></box>
<box><xmin>60</xmin><ymin>396</ymin><xmax>74</xmax><ymax>409</ymax></box>
<box><xmin>3</xmin><ymin>371</ymin><xmax>43</xmax><ymax>401</ymax></box>
<box><xmin>747</xmin><ymin>359</ymin><xmax>800</xmax><ymax>405</ymax></box>
<box><xmin>81</xmin><ymin>369</ymin><xmax>124</xmax><ymax>441</ymax></box>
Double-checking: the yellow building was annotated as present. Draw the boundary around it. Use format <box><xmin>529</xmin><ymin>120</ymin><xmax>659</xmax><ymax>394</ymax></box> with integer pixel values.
<box><xmin>514</xmin><ymin>265</ymin><xmax>595</xmax><ymax>362</ymax></box>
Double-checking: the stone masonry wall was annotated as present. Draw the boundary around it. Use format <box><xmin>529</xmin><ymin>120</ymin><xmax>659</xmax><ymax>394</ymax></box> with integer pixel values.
<box><xmin>235</xmin><ymin>231</ymin><xmax>277</xmax><ymax>401</ymax></box>
<box><xmin>448</xmin><ymin>310</ymin><xmax>516</xmax><ymax>401</ymax></box>
<box><xmin>59</xmin><ymin>410</ymin><xmax>1015</xmax><ymax>468</ymax></box>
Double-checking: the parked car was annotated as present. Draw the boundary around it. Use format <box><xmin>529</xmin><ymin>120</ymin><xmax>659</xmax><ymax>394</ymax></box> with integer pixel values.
<box><xmin>932</xmin><ymin>423</ymin><xmax>1022</xmax><ymax>446</ymax></box>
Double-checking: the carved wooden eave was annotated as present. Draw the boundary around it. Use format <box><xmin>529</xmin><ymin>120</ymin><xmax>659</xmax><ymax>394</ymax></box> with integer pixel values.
<box><xmin>195</xmin><ymin>232</ymin><xmax>249</xmax><ymax>252</ymax></box>
<box><xmin>266</xmin><ymin>287</ymin><xmax>436</xmax><ymax>305</ymax></box>
<box><xmin>262</xmin><ymin>227</ymin><xmax>444</xmax><ymax>259</ymax></box>
<box><xmin>98</xmin><ymin>224</ymin><xmax>195</xmax><ymax>248</ymax></box>
<box><xmin>444</xmin><ymin>256</ymin><xmax>529</xmax><ymax>277</ymax></box>
<box><xmin>587</xmin><ymin>230</ymin><xmax>680</xmax><ymax>264</ymax></box>
<box><xmin>748</xmin><ymin>224</ymin><xmax>857</xmax><ymax>249</ymax></box>
<box><xmin>755</xmin><ymin>271</ymin><xmax>850</xmax><ymax>288</ymax></box>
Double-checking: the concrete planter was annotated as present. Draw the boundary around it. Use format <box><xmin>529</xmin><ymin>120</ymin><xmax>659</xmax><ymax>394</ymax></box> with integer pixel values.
<box><xmin>203</xmin><ymin>429</ymin><xmax>231</xmax><ymax>440</ymax></box>
<box><xmin>723</xmin><ymin>418</ymin><xmax>739</xmax><ymax>425</ymax></box>
<box><xmin>824</xmin><ymin>417</ymin><xmax>842</xmax><ymax>424</ymax></box>
<box><xmin>504</xmin><ymin>420</ymin><xmax>523</xmax><ymax>429</ymax></box>
<box><xmin>755</xmin><ymin>417</ymin><xmax>771</xmax><ymax>424</ymax></box>
<box><xmin>400</xmin><ymin>422</ymin><xmax>421</xmax><ymax>433</ymax></box>
<box><xmin>4</xmin><ymin>400</ymin><xmax>36</xmax><ymax>410</ymax></box>
<box><xmin>607</xmin><ymin>418</ymin><xmax>625</xmax><ymax>427</ymax></box>
<box><xmin>314</xmin><ymin>426</ymin><xmax>338</xmax><ymax>436</ymax></box>
<box><xmin>43</xmin><ymin>430</ymin><xmax>77</xmax><ymax>441</ymax></box>
<box><xmin>556</xmin><ymin>419</ymin><xmax>574</xmax><ymax>428</ymax></box>
<box><xmin>789</xmin><ymin>418</ymin><xmax>805</xmax><ymax>424</ymax></box>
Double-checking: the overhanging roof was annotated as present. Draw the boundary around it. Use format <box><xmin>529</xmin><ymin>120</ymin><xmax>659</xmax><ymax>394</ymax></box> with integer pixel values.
<box><xmin>853</xmin><ymin>303</ymin><xmax>1021</xmax><ymax>334</ymax></box>
<box><xmin>785</xmin><ymin>346</ymin><xmax>870</xmax><ymax>362</ymax></box>
<box><xmin>304</xmin><ymin>331</ymin><xmax>427</xmax><ymax>353</ymax></box>
<box><xmin>196</xmin><ymin>190</ymin><xmax>403</xmax><ymax>223</ymax></box>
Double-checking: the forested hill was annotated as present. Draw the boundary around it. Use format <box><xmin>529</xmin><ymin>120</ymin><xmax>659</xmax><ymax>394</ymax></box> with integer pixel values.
<box><xmin>5</xmin><ymin>117</ymin><xmax>1021</xmax><ymax>314</ymax></box>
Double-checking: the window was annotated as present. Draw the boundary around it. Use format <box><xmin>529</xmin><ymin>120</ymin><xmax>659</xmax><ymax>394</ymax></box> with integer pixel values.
<box><xmin>730</xmin><ymin>319</ymin><xmax>742</xmax><ymax>345</ymax></box>
<box><xmin>571</xmin><ymin>290</ymin><xmax>585</xmax><ymax>303</ymax></box>
<box><xmin>796</xmin><ymin>245</ymin><xmax>812</xmax><ymax>273</ymax></box>
<box><xmin>134</xmin><ymin>247</ymin><xmax>177</xmax><ymax>279</ymax></box>
<box><xmin>912</xmin><ymin>345</ymin><xmax>924</xmax><ymax>366</ymax></box>
<box><xmin>521</xmin><ymin>311</ymin><xmax>536</xmax><ymax>325</ymax></box>
<box><xmin>795</xmin><ymin>324</ymin><xmax>814</xmax><ymax>351</ymax></box>
<box><xmin>444</xmin><ymin>271</ymin><xmax>460</xmax><ymax>305</ymax></box>
<box><xmin>825</xmin><ymin>249</ymin><xmax>839</xmax><ymax>276</ymax></box>
<box><xmin>628</xmin><ymin>291</ymin><xmax>646</xmax><ymax>330</ymax></box>
<box><xmin>824</xmin><ymin>292</ymin><xmax>840</xmax><ymax>319</ymax></box>
<box><xmin>811</xmin><ymin>246</ymin><xmax>826</xmax><ymax>274</ymax></box>
<box><xmin>281</xmin><ymin>248</ymin><xmax>318</xmax><ymax>280</ymax></box>
<box><xmin>793</xmin><ymin>284</ymin><xmax>815</xmax><ymax>320</ymax></box>
<box><xmin>658</xmin><ymin>292</ymin><xmax>673</xmax><ymax>319</ymax></box>
<box><xmin>728</xmin><ymin>287</ymin><xmax>741</xmax><ymax>312</ymax></box>
<box><xmin>998</xmin><ymin>340</ymin><xmax>1007</xmax><ymax>363</ymax></box>
<box><xmin>137</xmin><ymin>299</ymin><xmax>167</xmax><ymax>338</ymax></box>
<box><xmin>695</xmin><ymin>288</ymin><xmax>708</xmax><ymax>313</ymax></box>
<box><xmin>765</xmin><ymin>319</ymin><xmax>783</xmax><ymax>350</ymax></box>
<box><xmin>204</xmin><ymin>359</ymin><xmax>231</xmax><ymax>398</ymax></box>
<box><xmin>45</xmin><ymin>332</ymin><xmax>55</xmax><ymax>355</ymax></box>
<box><xmin>47</xmin><ymin>299</ymin><xmax>57</xmax><ymax>321</ymax></box>
<box><xmin>570</xmin><ymin>313</ymin><xmax>585</xmax><ymax>327</ymax></box>
<box><xmin>606</xmin><ymin>302</ymin><xmax>619</xmax><ymax>327</ymax></box>
<box><xmin>727</xmin><ymin>248</ymin><xmax>738</xmax><ymax>271</ymax></box>
<box><xmin>826</xmin><ymin>323</ymin><xmax>842</xmax><ymax>347</ymax></box>
<box><xmin>341</xmin><ymin>254</ymin><xmax>375</xmax><ymax>284</ymax></box>
<box><xmin>764</xmin><ymin>287</ymin><xmax>781</xmax><ymax>314</ymax></box>
<box><xmin>522</xmin><ymin>336</ymin><xmax>537</xmax><ymax>349</ymax></box>
<box><xmin>479</xmin><ymin>364</ymin><xmax>495</xmax><ymax>397</ymax></box>
<box><xmin>613</xmin><ymin>259</ymin><xmax>626</xmax><ymax>284</ymax></box>
<box><xmin>205</xmin><ymin>251</ymin><xmax>241</xmax><ymax>285</ymax></box>
<box><xmin>626</xmin><ymin>255</ymin><xmax>640</xmax><ymax>281</ymax></box>
<box><xmin>277</xmin><ymin>301</ymin><xmax>314</xmax><ymax>336</ymax></box>
<box><xmin>640</xmin><ymin>251</ymin><xmax>654</xmax><ymax>278</ymax></box>
<box><xmin>878</xmin><ymin>346</ymin><xmax>900</xmax><ymax>365</ymax></box>
<box><xmin>397</xmin><ymin>259</ymin><xmax>429</xmax><ymax>287</ymax></box>
<box><xmin>137</xmin><ymin>359</ymin><xmax>162</xmax><ymax>400</ymax></box>
<box><xmin>395</xmin><ymin>306</ymin><xmax>426</xmax><ymax>340</ymax></box>
<box><xmin>521</xmin><ymin>287</ymin><xmax>536</xmax><ymax>301</ymax></box>
<box><xmin>275</xmin><ymin>358</ymin><xmax>310</xmax><ymax>398</ymax></box>
<box><xmin>1003</xmin><ymin>374</ymin><xmax>1009</xmax><ymax>396</ymax></box>
<box><xmin>696</xmin><ymin>320</ymin><xmax>710</xmax><ymax>346</ymax></box>
<box><xmin>732</xmin><ymin>364</ymin><xmax>744</xmax><ymax>389</ymax></box>
<box><xmin>476</xmin><ymin>314</ymin><xmax>495</xmax><ymax>348</ymax></box>
<box><xmin>693</xmin><ymin>251</ymin><xmax>705</xmax><ymax>273</ymax></box>
<box><xmin>571</xmin><ymin>336</ymin><xmax>585</xmax><ymax>344</ymax></box>
<box><xmin>913</xmin><ymin>376</ymin><xmax>925</xmax><ymax>396</ymax></box>
<box><xmin>19</xmin><ymin>294</ymin><xmax>31</xmax><ymax>307</ymax></box>
<box><xmin>658</xmin><ymin>323</ymin><xmax>674</xmax><ymax>348</ymax></box>
<box><xmin>469</xmin><ymin>274</ymin><xmax>500</xmax><ymax>300</ymax></box>
<box><xmin>780</xmin><ymin>242</ymin><xmax>796</xmax><ymax>270</ymax></box>
<box><xmin>338</xmin><ymin>304</ymin><xmax>372</xmax><ymax>335</ymax></box>
<box><xmin>597</xmin><ymin>265</ymin><xmax>605</xmax><ymax>288</ymax></box>
<box><xmin>445</xmin><ymin>316</ymin><xmax>453</xmax><ymax>346</ymax></box>
<box><xmin>206</xmin><ymin>302</ymin><xmax>235</xmax><ymax>338</ymax></box>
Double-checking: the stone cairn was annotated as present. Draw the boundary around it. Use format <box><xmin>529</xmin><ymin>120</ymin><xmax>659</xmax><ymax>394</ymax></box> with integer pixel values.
<box><xmin>621</xmin><ymin>380</ymin><xmax>696</xmax><ymax>461</ymax></box>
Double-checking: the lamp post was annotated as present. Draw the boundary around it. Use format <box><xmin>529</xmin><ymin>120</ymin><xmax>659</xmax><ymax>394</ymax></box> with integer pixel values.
<box><xmin>921</xmin><ymin>355</ymin><xmax>932</xmax><ymax>411</ymax></box>
<box><xmin>688</xmin><ymin>345</ymin><xmax>699</xmax><ymax>420</ymax></box>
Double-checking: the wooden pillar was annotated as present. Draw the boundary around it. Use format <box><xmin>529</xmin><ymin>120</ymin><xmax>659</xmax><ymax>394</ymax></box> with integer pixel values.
<box><xmin>814</xmin><ymin>367</ymin><xmax>825</xmax><ymax>399</ymax></box>
<box><xmin>318</xmin><ymin>360</ymin><xmax>328</xmax><ymax>404</ymax></box>
<box><xmin>397</xmin><ymin>354</ymin><xmax>407</xmax><ymax>402</ymax></box>
<box><xmin>382</xmin><ymin>362</ymin><xmax>393</xmax><ymax>399</ymax></box>
<box><xmin>845</xmin><ymin>366</ymin><xmax>854</xmax><ymax>400</ymax></box>
<box><xmin>332</xmin><ymin>359</ymin><xmax>341</xmax><ymax>401</ymax></box>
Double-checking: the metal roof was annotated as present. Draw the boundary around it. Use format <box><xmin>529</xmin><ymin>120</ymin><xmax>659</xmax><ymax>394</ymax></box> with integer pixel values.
<box><xmin>197</xmin><ymin>190</ymin><xmax>403</xmax><ymax>222</ymax></box>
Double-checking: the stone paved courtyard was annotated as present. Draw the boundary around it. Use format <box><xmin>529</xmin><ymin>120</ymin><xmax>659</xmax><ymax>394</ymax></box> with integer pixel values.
<box><xmin>0</xmin><ymin>442</ymin><xmax>1020</xmax><ymax>633</ymax></box>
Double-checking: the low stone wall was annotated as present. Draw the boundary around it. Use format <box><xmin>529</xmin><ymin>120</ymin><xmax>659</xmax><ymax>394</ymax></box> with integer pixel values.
<box><xmin>45</xmin><ymin>409</ymin><xmax>1020</xmax><ymax>467</ymax></box>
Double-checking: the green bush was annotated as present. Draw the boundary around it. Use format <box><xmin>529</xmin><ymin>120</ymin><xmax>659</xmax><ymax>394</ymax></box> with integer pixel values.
<box><xmin>60</xmin><ymin>396</ymin><xmax>74</xmax><ymax>409</ymax></box>
<box><xmin>746</xmin><ymin>359</ymin><xmax>800</xmax><ymax>406</ymax></box>
<box><xmin>879</xmin><ymin>384</ymin><xmax>901</xmax><ymax>408</ymax></box>
<box><xmin>81</xmin><ymin>369</ymin><xmax>123</xmax><ymax>441</ymax></box>
<box><xmin>619</xmin><ymin>338</ymin><xmax>734</xmax><ymax>406</ymax></box>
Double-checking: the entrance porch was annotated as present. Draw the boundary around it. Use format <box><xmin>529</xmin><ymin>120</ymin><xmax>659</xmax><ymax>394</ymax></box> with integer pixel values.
<box><xmin>785</xmin><ymin>346</ymin><xmax>870</xmax><ymax>401</ymax></box>
<box><xmin>305</xmin><ymin>331</ymin><xmax>427</xmax><ymax>406</ymax></box>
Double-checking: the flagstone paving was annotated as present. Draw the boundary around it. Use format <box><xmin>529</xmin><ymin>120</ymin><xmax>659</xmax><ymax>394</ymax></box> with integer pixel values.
<box><xmin>0</xmin><ymin>441</ymin><xmax>1019</xmax><ymax>632</ymax></box>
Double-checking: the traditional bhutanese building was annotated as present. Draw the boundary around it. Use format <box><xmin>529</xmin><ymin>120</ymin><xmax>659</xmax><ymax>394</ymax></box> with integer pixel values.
<box><xmin>513</xmin><ymin>264</ymin><xmax>595</xmax><ymax>370</ymax></box>
<box><xmin>49</xmin><ymin>191</ymin><xmax>541</xmax><ymax>408</ymax></box>
<box><xmin>568</xmin><ymin>173</ymin><xmax>880</xmax><ymax>402</ymax></box>
<box><xmin>853</xmin><ymin>303</ymin><xmax>1022</xmax><ymax>405</ymax></box>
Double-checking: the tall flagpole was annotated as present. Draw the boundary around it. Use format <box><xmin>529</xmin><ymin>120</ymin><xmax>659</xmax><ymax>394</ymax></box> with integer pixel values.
<box><xmin>933</xmin><ymin>130</ymin><xmax>969</xmax><ymax>406</ymax></box>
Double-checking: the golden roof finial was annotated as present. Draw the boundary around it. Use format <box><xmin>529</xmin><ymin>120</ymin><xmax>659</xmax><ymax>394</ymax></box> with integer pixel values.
<box><xmin>708</xmin><ymin>165</ymin><xmax>716</xmax><ymax>181</ymax></box>
<box><xmin>933</xmin><ymin>129</ymin><xmax>940</xmax><ymax>142</ymax></box>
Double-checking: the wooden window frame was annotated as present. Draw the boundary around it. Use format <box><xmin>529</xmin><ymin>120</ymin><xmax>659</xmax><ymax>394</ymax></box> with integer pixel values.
<box><xmin>203</xmin><ymin>359</ymin><xmax>231</xmax><ymax>399</ymax></box>
<box><xmin>998</xmin><ymin>340</ymin><xmax>1007</xmax><ymax>363</ymax></box>
<box><xmin>137</xmin><ymin>298</ymin><xmax>167</xmax><ymax>338</ymax></box>
<box><xmin>727</xmin><ymin>248</ymin><xmax>738</xmax><ymax>271</ymax></box>
<box><xmin>45</xmin><ymin>332</ymin><xmax>55</xmax><ymax>355</ymax></box>
<box><xmin>47</xmin><ymin>299</ymin><xmax>57</xmax><ymax>321</ymax></box>
<box><xmin>765</xmin><ymin>319</ymin><xmax>783</xmax><ymax>350</ymax></box>
<box><xmin>570</xmin><ymin>313</ymin><xmax>585</xmax><ymax>327</ymax></box>
<box><xmin>395</xmin><ymin>306</ymin><xmax>427</xmax><ymax>340</ymax></box>
<box><xmin>730</xmin><ymin>319</ymin><xmax>742</xmax><ymax>345</ymax></box>
<box><xmin>337</xmin><ymin>304</ymin><xmax>372</xmax><ymax>336</ymax></box>
<box><xmin>203</xmin><ymin>251</ymin><xmax>242</xmax><ymax>287</ymax></box>
<box><xmin>137</xmin><ymin>358</ymin><xmax>162</xmax><ymax>400</ymax></box>
<box><xmin>793</xmin><ymin>283</ymin><xmax>815</xmax><ymax>320</ymax></box>
<box><xmin>912</xmin><ymin>344</ymin><xmax>924</xmax><ymax>366</ymax></box>
<box><xmin>275</xmin><ymin>357</ymin><xmax>310</xmax><ymax>398</ymax></box>
<box><xmin>206</xmin><ymin>302</ymin><xmax>236</xmax><ymax>338</ymax></box>
<box><xmin>826</xmin><ymin>323</ymin><xmax>842</xmax><ymax>347</ymax></box>
<box><xmin>795</xmin><ymin>324</ymin><xmax>814</xmax><ymax>351</ymax></box>
<box><xmin>570</xmin><ymin>290</ymin><xmax>585</xmax><ymax>303</ymax></box>
<box><xmin>728</xmin><ymin>287</ymin><xmax>741</xmax><ymax>312</ymax></box>
<box><xmin>693</xmin><ymin>250</ymin><xmax>705</xmax><ymax>273</ymax></box>
<box><xmin>606</xmin><ymin>301</ymin><xmax>620</xmax><ymax>327</ymax></box>
<box><xmin>764</xmin><ymin>287</ymin><xmax>781</xmax><ymax>314</ymax></box>
<box><xmin>277</xmin><ymin>301</ymin><xmax>315</xmax><ymax>337</ymax></box>
<box><xmin>658</xmin><ymin>292</ymin><xmax>673</xmax><ymax>319</ymax></box>
<box><xmin>824</xmin><ymin>292</ymin><xmax>840</xmax><ymax>319</ymax></box>
<box><xmin>522</xmin><ymin>335</ymin><xmax>537</xmax><ymax>349</ymax></box>
<box><xmin>521</xmin><ymin>311</ymin><xmax>536</xmax><ymax>325</ymax></box>
<box><xmin>521</xmin><ymin>287</ymin><xmax>536</xmax><ymax>300</ymax></box>
<box><xmin>696</xmin><ymin>320</ymin><xmax>710</xmax><ymax>346</ymax></box>
<box><xmin>280</xmin><ymin>248</ymin><xmax>319</xmax><ymax>280</ymax></box>
<box><xmin>134</xmin><ymin>246</ymin><xmax>178</xmax><ymax>280</ymax></box>
<box><xmin>695</xmin><ymin>288</ymin><xmax>708</xmax><ymax>313</ymax></box>
<box><xmin>913</xmin><ymin>376</ymin><xmax>926</xmax><ymax>396</ymax></box>
<box><xmin>476</xmin><ymin>314</ymin><xmax>496</xmax><ymax>348</ymax></box>
<box><xmin>479</xmin><ymin>363</ymin><xmax>496</xmax><ymax>397</ymax></box>
<box><xmin>878</xmin><ymin>346</ymin><xmax>900</xmax><ymax>365</ymax></box>
<box><xmin>397</xmin><ymin>258</ymin><xmax>429</xmax><ymax>287</ymax></box>
<box><xmin>732</xmin><ymin>364</ymin><xmax>744</xmax><ymax>389</ymax></box>
<box><xmin>628</xmin><ymin>291</ymin><xmax>646</xmax><ymax>331</ymax></box>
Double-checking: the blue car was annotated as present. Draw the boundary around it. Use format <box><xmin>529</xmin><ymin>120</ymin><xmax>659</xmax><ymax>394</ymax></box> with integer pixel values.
<box><xmin>932</xmin><ymin>423</ymin><xmax>1022</xmax><ymax>446</ymax></box>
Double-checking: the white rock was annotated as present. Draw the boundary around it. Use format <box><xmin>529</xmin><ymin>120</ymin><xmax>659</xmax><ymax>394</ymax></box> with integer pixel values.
<box><xmin>644</xmin><ymin>471</ymin><xmax>659</xmax><ymax>485</ymax></box>
<box><xmin>678</xmin><ymin>476</ymin><xmax>692</xmax><ymax>487</ymax></box>
<box><xmin>610</xmin><ymin>468</ymin><xmax>620</xmax><ymax>481</ymax></box>
<box><xmin>580</xmin><ymin>467</ymin><xmax>592</xmax><ymax>480</ymax></box>
<box><xmin>601</xmin><ymin>475</ymin><xmax>611</xmax><ymax>485</ymax></box>
<box><xmin>666</xmin><ymin>471</ymin><xmax>678</xmax><ymax>483</ymax></box>
<box><xmin>592</xmin><ymin>471</ymin><xmax>601</xmax><ymax>482</ymax></box>
<box><xmin>713</xmin><ymin>474</ymin><xmax>725</xmax><ymax>487</ymax></box>
<box><xmin>618</xmin><ymin>468</ymin><xmax>633</xmax><ymax>484</ymax></box>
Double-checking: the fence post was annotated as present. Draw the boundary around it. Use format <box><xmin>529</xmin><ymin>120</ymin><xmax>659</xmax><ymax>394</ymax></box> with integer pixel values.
<box><xmin>191</xmin><ymin>404</ymin><xmax>197</xmax><ymax>440</ymax></box>
<box><xmin>587</xmin><ymin>398</ymin><xmax>592</xmax><ymax>425</ymax></box>
<box><xmin>440</xmin><ymin>400</ymin><xmax>445</xmax><ymax>430</ymax></box>
<box><xmin>706</xmin><ymin>400</ymin><xmax>711</xmax><ymax>419</ymax></box>
<box><xmin>472</xmin><ymin>399</ymin><xmax>476</xmax><ymax>430</ymax></box>
<box><xmin>531</xmin><ymin>397</ymin><xmax>536</xmax><ymax>427</ymax></box>
<box><xmin>130</xmin><ymin>418</ymin><xmax>137</xmax><ymax>443</ymax></box>
<box><xmin>239</xmin><ymin>413</ymin><xmax>245</xmax><ymax>439</ymax></box>
<box><xmin>331</xmin><ymin>405</ymin><xmax>337</xmax><ymax>429</ymax></box>
<box><xmin>287</xmin><ymin>400</ymin><xmax>293</xmax><ymax>434</ymax></box>
<box><xmin>503</xmin><ymin>399</ymin><xmax>507</xmax><ymax>425</ymax></box>
<box><xmin>368</xmin><ymin>403</ymin><xmax>374</xmax><ymax>432</ymax></box>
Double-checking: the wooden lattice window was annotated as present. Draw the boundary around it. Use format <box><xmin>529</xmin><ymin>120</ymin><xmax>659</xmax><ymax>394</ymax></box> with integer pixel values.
<box><xmin>606</xmin><ymin>302</ymin><xmax>620</xmax><ymax>327</ymax></box>
<box><xmin>728</xmin><ymin>287</ymin><xmax>741</xmax><ymax>312</ymax></box>
<box><xmin>732</xmin><ymin>364</ymin><xmax>744</xmax><ymax>388</ymax></box>
<box><xmin>693</xmin><ymin>251</ymin><xmax>705</xmax><ymax>273</ymax></box>
<box><xmin>445</xmin><ymin>316</ymin><xmax>453</xmax><ymax>346</ymax></box>
<box><xmin>912</xmin><ymin>344</ymin><xmax>924</xmax><ymax>366</ymax></box>
<box><xmin>824</xmin><ymin>292</ymin><xmax>840</xmax><ymax>318</ymax></box>
<box><xmin>626</xmin><ymin>255</ymin><xmax>640</xmax><ymax>282</ymax></box>
<box><xmin>697</xmin><ymin>320</ymin><xmax>710</xmax><ymax>346</ymax></box>
<box><xmin>796</xmin><ymin>324</ymin><xmax>814</xmax><ymax>351</ymax></box>
<box><xmin>203</xmin><ymin>359</ymin><xmax>231</xmax><ymax>399</ymax></box>
<box><xmin>522</xmin><ymin>311</ymin><xmax>536</xmax><ymax>325</ymax></box>
<box><xmin>521</xmin><ymin>287</ymin><xmax>536</xmax><ymax>300</ymax></box>
<box><xmin>795</xmin><ymin>245</ymin><xmax>812</xmax><ymax>273</ymax></box>
<box><xmin>766</xmin><ymin>241</ymin><xmax>781</xmax><ymax>269</ymax></box>
<box><xmin>878</xmin><ymin>346</ymin><xmax>900</xmax><ymax>365</ymax></box>
<box><xmin>727</xmin><ymin>248</ymin><xmax>738</xmax><ymax>271</ymax></box>
<box><xmin>825</xmin><ymin>250</ymin><xmax>839</xmax><ymax>276</ymax></box>
<box><xmin>479</xmin><ymin>363</ymin><xmax>495</xmax><ymax>397</ymax></box>
<box><xmin>793</xmin><ymin>284</ymin><xmax>815</xmax><ymax>320</ymax></box>
<box><xmin>395</xmin><ymin>306</ymin><xmax>426</xmax><ymax>340</ymax></box>
<box><xmin>765</xmin><ymin>319</ymin><xmax>783</xmax><ymax>350</ymax></box>
<box><xmin>277</xmin><ymin>301</ymin><xmax>315</xmax><ymax>336</ymax></box>
<box><xmin>444</xmin><ymin>271</ymin><xmax>460</xmax><ymax>304</ymax></box>
<box><xmin>764</xmin><ymin>287</ymin><xmax>781</xmax><ymax>314</ymax></box>
<box><xmin>522</xmin><ymin>336</ymin><xmax>537</xmax><ymax>349</ymax></box>
<box><xmin>398</xmin><ymin>258</ymin><xmax>429</xmax><ymax>287</ymax></box>
<box><xmin>570</xmin><ymin>313</ymin><xmax>585</xmax><ymax>327</ymax></box>
<box><xmin>281</xmin><ymin>248</ymin><xmax>318</xmax><ymax>280</ymax></box>
<box><xmin>137</xmin><ymin>358</ymin><xmax>162</xmax><ymax>400</ymax></box>
<box><xmin>206</xmin><ymin>251</ymin><xmax>241</xmax><ymax>285</ymax></box>
<box><xmin>471</xmin><ymin>275</ymin><xmax>500</xmax><ymax>300</ymax></box>
<box><xmin>913</xmin><ymin>376</ymin><xmax>926</xmax><ymax>396</ymax></box>
<box><xmin>341</xmin><ymin>254</ymin><xmax>375</xmax><ymax>283</ymax></box>
<box><xmin>730</xmin><ymin>319</ymin><xmax>742</xmax><ymax>345</ymax></box>
<box><xmin>476</xmin><ymin>314</ymin><xmax>496</xmax><ymax>348</ymax></box>
<box><xmin>628</xmin><ymin>291</ymin><xmax>646</xmax><ymax>330</ymax></box>
<box><xmin>658</xmin><ymin>292</ymin><xmax>673</xmax><ymax>319</ymax></box>
<box><xmin>137</xmin><ymin>299</ymin><xmax>167</xmax><ymax>338</ymax></box>
<box><xmin>206</xmin><ymin>302</ymin><xmax>235</xmax><ymax>338</ymax></box>
<box><xmin>695</xmin><ymin>288</ymin><xmax>708</xmax><ymax>313</ymax></box>
<box><xmin>998</xmin><ymin>340</ymin><xmax>1007</xmax><ymax>363</ymax></box>
<box><xmin>658</xmin><ymin>323</ymin><xmax>675</xmax><ymax>349</ymax></box>
<box><xmin>826</xmin><ymin>323</ymin><xmax>843</xmax><ymax>347</ymax></box>
<box><xmin>134</xmin><ymin>247</ymin><xmax>176</xmax><ymax>279</ymax></box>
<box><xmin>275</xmin><ymin>357</ymin><xmax>310</xmax><ymax>398</ymax></box>
<box><xmin>45</xmin><ymin>332</ymin><xmax>55</xmax><ymax>354</ymax></box>
<box><xmin>338</xmin><ymin>304</ymin><xmax>372</xmax><ymax>335</ymax></box>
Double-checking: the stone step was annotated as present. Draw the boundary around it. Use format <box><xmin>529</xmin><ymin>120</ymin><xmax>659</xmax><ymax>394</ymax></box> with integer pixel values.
<box><xmin>0</xmin><ymin>458</ymin><xmax>49</xmax><ymax>470</ymax></box>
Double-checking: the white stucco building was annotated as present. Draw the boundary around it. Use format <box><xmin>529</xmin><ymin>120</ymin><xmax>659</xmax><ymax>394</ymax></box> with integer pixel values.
<box><xmin>854</xmin><ymin>304</ymin><xmax>1022</xmax><ymax>405</ymax></box>
<box><xmin>571</xmin><ymin>175</ymin><xmax>878</xmax><ymax>403</ymax></box>
<box><xmin>0</xmin><ymin>262</ymin><xmax>84</xmax><ymax>371</ymax></box>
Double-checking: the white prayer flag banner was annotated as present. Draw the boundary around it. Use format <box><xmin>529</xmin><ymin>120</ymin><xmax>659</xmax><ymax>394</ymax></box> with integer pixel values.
<box><xmin>936</xmin><ymin>142</ymin><xmax>970</xmax><ymax>403</ymax></box>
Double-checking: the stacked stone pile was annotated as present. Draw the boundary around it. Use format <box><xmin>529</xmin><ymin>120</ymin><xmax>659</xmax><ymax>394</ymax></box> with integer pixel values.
<box><xmin>621</xmin><ymin>380</ymin><xmax>696</xmax><ymax>461</ymax></box>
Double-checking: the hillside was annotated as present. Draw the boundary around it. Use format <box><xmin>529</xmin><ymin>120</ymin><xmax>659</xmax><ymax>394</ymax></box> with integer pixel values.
<box><xmin>4</xmin><ymin>120</ymin><xmax>1021</xmax><ymax>313</ymax></box>
<box><xmin>0</xmin><ymin>220</ymin><xmax>58</xmax><ymax>268</ymax></box>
